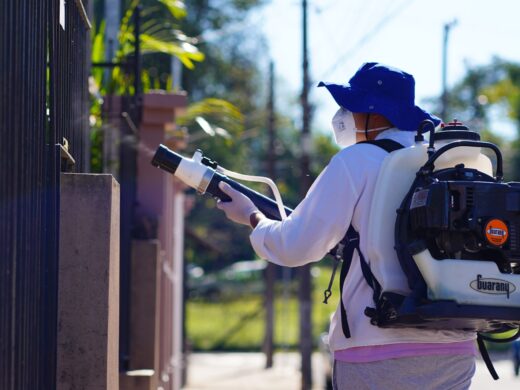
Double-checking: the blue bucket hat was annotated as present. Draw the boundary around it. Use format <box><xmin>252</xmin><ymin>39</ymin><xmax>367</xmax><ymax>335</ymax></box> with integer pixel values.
<box><xmin>318</xmin><ymin>62</ymin><xmax>440</xmax><ymax>131</ymax></box>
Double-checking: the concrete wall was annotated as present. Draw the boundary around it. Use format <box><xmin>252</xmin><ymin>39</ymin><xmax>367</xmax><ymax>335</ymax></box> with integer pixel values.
<box><xmin>57</xmin><ymin>173</ymin><xmax>120</xmax><ymax>390</ymax></box>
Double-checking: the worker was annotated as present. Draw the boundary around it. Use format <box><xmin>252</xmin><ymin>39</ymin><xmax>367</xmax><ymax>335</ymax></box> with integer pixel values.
<box><xmin>217</xmin><ymin>62</ymin><xmax>476</xmax><ymax>389</ymax></box>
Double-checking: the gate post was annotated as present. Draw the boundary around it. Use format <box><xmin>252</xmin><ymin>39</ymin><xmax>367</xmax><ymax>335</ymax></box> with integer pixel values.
<box><xmin>57</xmin><ymin>173</ymin><xmax>120</xmax><ymax>390</ymax></box>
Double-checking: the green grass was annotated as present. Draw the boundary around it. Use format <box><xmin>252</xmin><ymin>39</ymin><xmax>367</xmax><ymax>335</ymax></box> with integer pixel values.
<box><xmin>186</xmin><ymin>264</ymin><xmax>341</xmax><ymax>351</ymax></box>
<box><xmin>186</xmin><ymin>264</ymin><xmax>519</xmax><ymax>353</ymax></box>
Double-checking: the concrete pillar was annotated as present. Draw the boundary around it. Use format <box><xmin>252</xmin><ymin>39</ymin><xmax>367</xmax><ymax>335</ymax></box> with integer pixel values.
<box><xmin>57</xmin><ymin>173</ymin><xmax>120</xmax><ymax>390</ymax></box>
<box><xmin>135</xmin><ymin>92</ymin><xmax>188</xmax><ymax>390</ymax></box>
<box><xmin>119</xmin><ymin>240</ymin><xmax>162</xmax><ymax>390</ymax></box>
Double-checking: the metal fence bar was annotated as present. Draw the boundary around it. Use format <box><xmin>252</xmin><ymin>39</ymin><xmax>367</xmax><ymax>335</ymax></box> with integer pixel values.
<box><xmin>0</xmin><ymin>0</ymin><xmax>49</xmax><ymax>388</ymax></box>
<box><xmin>0</xmin><ymin>0</ymin><xmax>91</xmax><ymax>388</ymax></box>
<box><xmin>119</xmin><ymin>6</ymin><xmax>143</xmax><ymax>370</ymax></box>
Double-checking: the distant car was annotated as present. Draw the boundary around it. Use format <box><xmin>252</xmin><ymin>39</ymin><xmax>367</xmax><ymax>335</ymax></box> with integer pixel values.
<box><xmin>188</xmin><ymin>259</ymin><xmax>267</xmax><ymax>300</ymax></box>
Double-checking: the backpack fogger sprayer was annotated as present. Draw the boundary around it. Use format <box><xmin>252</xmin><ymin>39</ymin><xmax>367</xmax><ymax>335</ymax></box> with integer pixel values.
<box><xmin>151</xmin><ymin>120</ymin><xmax>520</xmax><ymax>379</ymax></box>
<box><xmin>357</xmin><ymin>120</ymin><xmax>520</xmax><ymax>379</ymax></box>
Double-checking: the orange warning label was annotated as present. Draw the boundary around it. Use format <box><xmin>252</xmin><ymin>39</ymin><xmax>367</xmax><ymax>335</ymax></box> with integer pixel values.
<box><xmin>485</xmin><ymin>219</ymin><xmax>509</xmax><ymax>246</ymax></box>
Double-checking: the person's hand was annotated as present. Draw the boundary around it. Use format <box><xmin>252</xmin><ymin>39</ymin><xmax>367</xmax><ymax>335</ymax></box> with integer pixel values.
<box><xmin>216</xmin><ymin>182</ymin><xmax>260</xmax><ymax>226</ymax></box>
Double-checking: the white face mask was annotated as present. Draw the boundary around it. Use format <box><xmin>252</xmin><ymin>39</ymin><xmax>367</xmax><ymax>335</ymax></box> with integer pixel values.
<box><xmin>331</xmin><ymin>108</ymin><xmax>392</xmax><ymax>147</ymax></box>
<box><xmin>331</xmin><ymin>108</ymin><xmax>356</xmax><ymax>147</ymax></box>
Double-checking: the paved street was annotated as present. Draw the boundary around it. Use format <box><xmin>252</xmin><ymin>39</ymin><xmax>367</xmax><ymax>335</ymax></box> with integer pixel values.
<box><xmin>471</xmin><ymin>353</ymin><xmax>519</xmax><ymax>390</ymax></box>
<box><xmin>184</xmin><ymin>352</ymin><xmax>325</xmax><ymax>389</ymax></box>
<box><xmin>184</xmin><ymin>352</ymin><xmax>520</xmax><ymax>389</ymax></box>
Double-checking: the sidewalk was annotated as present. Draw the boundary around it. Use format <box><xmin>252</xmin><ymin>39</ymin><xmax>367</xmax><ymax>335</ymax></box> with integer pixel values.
<box><xmin>184</xmin><ymin>351</ymin><xmax>520</xmax><ymax>390</ymax></box>
<box><xmin>184</xmin><ymin>352</ymin><xmax>327</xmax><ymax>390</ymax></box>
<box><xmin>470</xmin><ymin>353</ymin><xmax>519</xmax><ymax>390</ymax></box>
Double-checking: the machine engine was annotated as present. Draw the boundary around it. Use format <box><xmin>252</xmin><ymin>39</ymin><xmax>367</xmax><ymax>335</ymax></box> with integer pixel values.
<box><xmin>408</xmin><ymin>166</ymin><xmax>520</xmax><ymax>274</ymax></box>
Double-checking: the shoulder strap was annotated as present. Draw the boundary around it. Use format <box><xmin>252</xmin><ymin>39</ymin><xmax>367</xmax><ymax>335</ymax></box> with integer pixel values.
<box><xmin>338</xmin><ymin>226</ymin><xmax>359</xmax><ymax>338</ymax></box>
<box><xmin>358</xmin><ymin>139</ymin><xmax>404</xmax><ymax>153</ymax></box>
<box><xmin>358</xmin><ymin>138</ymin><xmax>404</xmax><ymax>153</ymax></box>
<box><xmin>337</xmin><ymin>225</ymin><xmax>382</xmax><ymax>338</ymax></box>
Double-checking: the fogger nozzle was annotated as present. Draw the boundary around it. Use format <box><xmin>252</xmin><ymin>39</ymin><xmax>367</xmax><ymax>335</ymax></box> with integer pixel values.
<box><xmin>151</xmin><ymin>144</ymin><xmax>182</xmax><ymax>174</ymax></box>
<box><xmin>151</xmin><ymin>144</ymin><xmax>292</xmax><ymax>221</ymax></box>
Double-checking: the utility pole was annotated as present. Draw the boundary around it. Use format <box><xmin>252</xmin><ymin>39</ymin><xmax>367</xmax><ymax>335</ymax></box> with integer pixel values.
<box><xmin>103</xmin><ymin>0</ymin><xmax>121</xmax><ymax>173</ymax></box>
<box><xmin>299</xmin><ymin>0</ymin><xmax>313</xmax><ymax>389</ymax></box>
<box><xmin>441</xmin><ymin>19</ymin><xmax>457</xmax><ymax>122</ymax></box>
<box><xmin>171</xmin><ymin>57</ymin><xmax>182</xmax><ymax>91</ymax></box>
<box><xmin>104</xmin><ymin>0</ymin><xmax>121</xmax><ymax>83</ymax></box>
<box><xmin>169</xmin><ymin>36</ymin><xmax>185</xmax><ymax>390</ymax></box>
<box><xmin>264</xmin><ymin>61</ymin><xmax>276</xmax><ymax>369</ymax></box>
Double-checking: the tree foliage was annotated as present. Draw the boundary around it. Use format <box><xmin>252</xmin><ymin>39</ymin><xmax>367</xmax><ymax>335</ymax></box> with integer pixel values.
<box><xmin>176</xmin><ymin>0</ymin><xmax>272</xmax><ymax>269</ymax></box>
<box><xmin>91</xmin><ymin>0</ymin><xmax>341</xmax><ymax>271</ymax></box>
<box><xmin>448</xmin><ymin>58</ymin><xmax>520</xmax><ymax>128</ymax></box>
<box><xmin>447</xmin><ymin>58</ymin><xmax>520</xmax><ymax>179</ymax></box>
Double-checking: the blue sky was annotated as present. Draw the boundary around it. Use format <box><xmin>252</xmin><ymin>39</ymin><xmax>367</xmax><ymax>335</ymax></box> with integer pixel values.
<box><xmin>255</xmin><ymin>0</ymin><xmax>520</xmax><ymax>139</ymax></box>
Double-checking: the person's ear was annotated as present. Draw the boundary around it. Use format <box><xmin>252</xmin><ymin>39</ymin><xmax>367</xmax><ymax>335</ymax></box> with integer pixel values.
<box><xmin>352</xmin><ymin>112</ymin><xmax>367</xmax><ymax>130</ymax></box>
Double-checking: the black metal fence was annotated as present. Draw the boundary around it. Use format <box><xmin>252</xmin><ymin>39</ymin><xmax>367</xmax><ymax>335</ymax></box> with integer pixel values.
<box><xmin>0</xmin><ymin>0</ymin><xmax>91</xmax><ymax>388</ymax></box>
<box><xmin>92</xmin><ymin>6</ymin><xmax>143</xmax><ymax>369</ymax></box>
<box><xmin>49</xmin><ymin>0</ymin><xmax>91</xmax><ymax>169</ymax></box>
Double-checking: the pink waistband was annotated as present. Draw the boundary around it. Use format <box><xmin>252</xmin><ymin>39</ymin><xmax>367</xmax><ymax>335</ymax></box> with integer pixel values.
<box><xmin>334</xmin><ymin>340</ymin><xmax>477</xmax><ymax>363</ymax></box>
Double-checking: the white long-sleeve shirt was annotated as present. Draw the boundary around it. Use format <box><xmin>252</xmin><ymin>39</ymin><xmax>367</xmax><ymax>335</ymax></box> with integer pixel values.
<box><xmin>250</xmin><ymin>128</ymin><xmax>474</xmax><ymax>351</ymax></box>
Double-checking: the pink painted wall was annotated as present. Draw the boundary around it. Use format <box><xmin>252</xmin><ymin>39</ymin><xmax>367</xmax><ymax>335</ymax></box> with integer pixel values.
<box><xmin>136</xmin><ymin>92</ymin><xmax>188</xmax><ymax>390</ymax></box>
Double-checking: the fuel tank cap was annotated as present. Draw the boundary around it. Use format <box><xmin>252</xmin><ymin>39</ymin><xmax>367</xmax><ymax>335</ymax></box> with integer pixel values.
<box><xmin>434</xmin><ymin>119</ymin><xmax>481</xmax><ymax>141</ymax></box>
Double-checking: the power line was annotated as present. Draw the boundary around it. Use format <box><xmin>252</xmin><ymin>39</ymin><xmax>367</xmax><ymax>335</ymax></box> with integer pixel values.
<box><xmin>313</xmin><ymin>0</ymin><xmax>340</xmax><ymax>13</ymax></box>
<box><xmin>311</xmin><ymin>0</ymin><xmax>380</xmax><ymax>70</ymax></box>
<box><xmin>317</xmin><ymin>0</ymin><xmax>417</xmax><ymax>80</ymax></box>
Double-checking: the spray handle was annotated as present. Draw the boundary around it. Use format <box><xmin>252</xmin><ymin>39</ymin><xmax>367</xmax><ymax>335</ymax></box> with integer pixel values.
<box><xmin>210</xmin><ymin>183</ymin><xmax>232</xmax><ymax>202</ymax></box>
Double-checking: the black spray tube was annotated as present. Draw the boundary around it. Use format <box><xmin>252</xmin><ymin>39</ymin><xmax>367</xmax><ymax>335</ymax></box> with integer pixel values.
<box><xmin>151</xmin><ymin>144</ymin><xmax>292</xmax><ymax>221</ymax></box>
